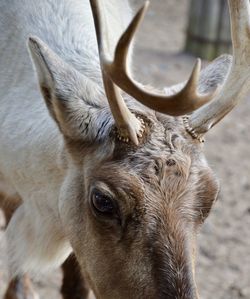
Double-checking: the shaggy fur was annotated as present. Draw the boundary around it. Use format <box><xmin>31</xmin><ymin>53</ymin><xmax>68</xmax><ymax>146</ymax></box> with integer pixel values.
<box><xmin>0</xmin><ymin>0</ymin><xmax>232</xmax><ymax>298</ymax></box>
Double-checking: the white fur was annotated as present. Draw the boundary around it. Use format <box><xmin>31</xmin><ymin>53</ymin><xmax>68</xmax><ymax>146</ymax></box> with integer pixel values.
<box><xmin>0</xmin><ymin>0</ymin><xmax>132</xmax><ymax>276</ymax></box>
<box><xmin>0</xmin><ymin>0</ymin><xmax>234</xmax><ymax>285</ymax></box>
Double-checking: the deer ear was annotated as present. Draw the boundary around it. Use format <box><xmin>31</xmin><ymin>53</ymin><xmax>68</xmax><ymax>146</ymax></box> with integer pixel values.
<box><xmin>164</xmin><ymin>55</ymin><xmax>232</xmax><ymax>97</ymax></box>
<box><xmin>28</xmin><ymin>36</ymin><xmax>113</xmax><ymax>141</ymax></box>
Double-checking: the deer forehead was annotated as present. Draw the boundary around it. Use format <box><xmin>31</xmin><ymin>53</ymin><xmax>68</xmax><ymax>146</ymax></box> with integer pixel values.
<box><xmin>81</xmin><ymin>126</ymin><xmax>205</xmax><ymax>210</ymax></box>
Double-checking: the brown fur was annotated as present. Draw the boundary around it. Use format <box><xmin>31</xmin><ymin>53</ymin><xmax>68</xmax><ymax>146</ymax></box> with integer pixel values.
<box><xmin>2</xmin><ymin>111</ymin><xmax>219</xmax><ymax>298</ymax></box>
<box><xmin>0</xmin><ymin>192</ymin><xmax>22</xmax><ymax>225</ymax></box>
<box><xmin>4</xmin><ymin>36</ymin><xmax>229</xmax><ymax>298</ymax></box>
<box><xmin>0</xmin><ymin>0</ymin><xmax>235</xmax><ymax>297</ymax></box>
<box><xmin>4</xmin><ymin>275</ymin><xmax>38</xmax><ymax>299</ymax></box>
<box><xmin>61</xmin><ymin>254</ymin><xmax>90</xmax><ymax>299</ymax></box>
<box><xmin>57</xmin><ymin>113</ymin><xmax>219</xmax><ymax>299</ymax></box>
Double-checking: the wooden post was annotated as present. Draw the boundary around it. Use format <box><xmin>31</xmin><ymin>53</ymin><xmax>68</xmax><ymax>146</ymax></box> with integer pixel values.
<box><xmin>185</xmin><ymin>0</ymin><xmax>232</xmax><ymax>60</ymax></box>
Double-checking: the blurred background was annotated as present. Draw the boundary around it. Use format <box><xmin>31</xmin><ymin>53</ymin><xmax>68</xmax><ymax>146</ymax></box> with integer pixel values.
<box><xmin>0</xmin><ymin>0</ymin><xmax>249</xmax><ymax>298</ymax></box>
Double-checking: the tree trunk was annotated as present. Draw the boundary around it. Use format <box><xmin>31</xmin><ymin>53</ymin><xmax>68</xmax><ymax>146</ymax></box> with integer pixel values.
<box><xmin>185</xmin><ymin>0</ymin><xmax>232</xmax><ymax>60</ymax></box>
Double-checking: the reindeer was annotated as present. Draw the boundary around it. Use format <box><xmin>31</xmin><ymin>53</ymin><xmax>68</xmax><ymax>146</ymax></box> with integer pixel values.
<box><xmin>0</xmin><ymin>0</ymin><xmax>250</xmax><ymax>298</ymax></box>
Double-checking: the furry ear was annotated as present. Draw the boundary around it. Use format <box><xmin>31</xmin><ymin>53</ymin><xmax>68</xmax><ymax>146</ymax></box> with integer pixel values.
<box><xmin>164</xmin><ymin>55</ymin><xmax>232</xmax><ymax>96</ymax></box>
<box><xmin>28</xmin><ymin>36</ymin><xmax>113</xmax><ymax>141</ymax></box>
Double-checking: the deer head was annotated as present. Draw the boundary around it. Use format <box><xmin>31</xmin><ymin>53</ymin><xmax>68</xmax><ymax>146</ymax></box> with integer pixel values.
<box><xmin>27</xmin><ymin>0</ymin><xmax>250</xmax><ymax>298</ymax></box>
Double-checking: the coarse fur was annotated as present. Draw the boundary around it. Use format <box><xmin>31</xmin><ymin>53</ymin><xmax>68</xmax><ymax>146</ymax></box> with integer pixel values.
<box><xmin>0</xmin><ymin>0</ymin><xmax>233</xmax><ymax>298</ymax></box>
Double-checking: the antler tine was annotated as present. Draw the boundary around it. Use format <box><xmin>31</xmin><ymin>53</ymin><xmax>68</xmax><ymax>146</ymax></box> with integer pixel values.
<box><xmin>104</xmin><ymin>2</ymin><xmax>217</xmax><ymax>116</ymax></box>
<box><xmin>90</xmin><ymin>0</ymin><xmax>143</xmax><ymax>145</ymax></box>
<box><xmin>188</xmin><ymin>0</ymin><xmax>250</xmax><ymax>137</ymax></box>
<box><xmin>111</xmin><ymin>2</ymin><xmax>149</xmax><ymax>70</ymax></box>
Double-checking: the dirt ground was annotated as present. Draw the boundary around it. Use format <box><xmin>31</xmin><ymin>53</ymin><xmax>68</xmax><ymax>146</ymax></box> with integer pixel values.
<box><xmin>1</xmin><ymin>0</ymin><xmax>250</xmax><ymax>298</ymax></box>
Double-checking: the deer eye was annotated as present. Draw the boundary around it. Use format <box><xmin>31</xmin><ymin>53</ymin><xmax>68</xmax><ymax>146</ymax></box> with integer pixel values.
<box><xmin>91</xmin><ymin>189</ymin><xmax>115</xmax><ymax>215</ymax></box>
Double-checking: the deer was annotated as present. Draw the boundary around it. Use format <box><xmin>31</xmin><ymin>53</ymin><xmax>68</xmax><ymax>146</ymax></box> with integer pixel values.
<box><xmin>0</xmin><ymin>0</ymin><xmax>250</xmax><ymax>298</ymax></box>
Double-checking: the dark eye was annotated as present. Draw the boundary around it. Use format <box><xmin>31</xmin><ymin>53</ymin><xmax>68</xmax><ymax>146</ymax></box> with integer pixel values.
<box><xmin>91</xmin><ymin>189</ymin><xmax>115</xmax><ymax>215</ymax></box>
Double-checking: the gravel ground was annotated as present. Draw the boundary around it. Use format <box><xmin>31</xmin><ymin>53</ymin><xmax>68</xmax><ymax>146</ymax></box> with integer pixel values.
<box><xmin>1</xmin><ymin>1</ymin><xmax>250</xmax><ymax>298</ymax></box>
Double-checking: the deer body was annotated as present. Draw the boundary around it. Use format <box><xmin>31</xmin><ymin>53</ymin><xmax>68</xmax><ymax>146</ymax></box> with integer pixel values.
<box><xmin>0</xmin><ymin>0</ymin><xmax>249</xmax><ymax>298</ymax></box>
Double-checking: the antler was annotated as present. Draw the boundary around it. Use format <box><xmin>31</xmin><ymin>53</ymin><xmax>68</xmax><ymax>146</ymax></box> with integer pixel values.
<box><xmin>90</xmin><ymin>0</ymin><xmax>216</xmax><ymax>145</ymax></box>
<box><xmin>188</xmin><ymin>0</ymin><xmax>250</xmax><ymax>137</ymax></box>
<box><xmin>90</xmin><ymin>0</ymin><xmax>144</xmax><ymax>145</ymax></box>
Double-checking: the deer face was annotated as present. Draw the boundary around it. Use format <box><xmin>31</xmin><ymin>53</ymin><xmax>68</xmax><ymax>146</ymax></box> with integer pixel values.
<box><xmin>28</xmin><ymin>34</ymin><xmax>226</xmax><ymax>299</ymax></box>
<box><xmin>28</xmin><ymin>0</ymin><xmax>250</xmax><ymax>296</ymax></box>
<box><xmin>58</xmin><ymin>115</ymin><xmax>219</xmax><ymax>299</ymax></box>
